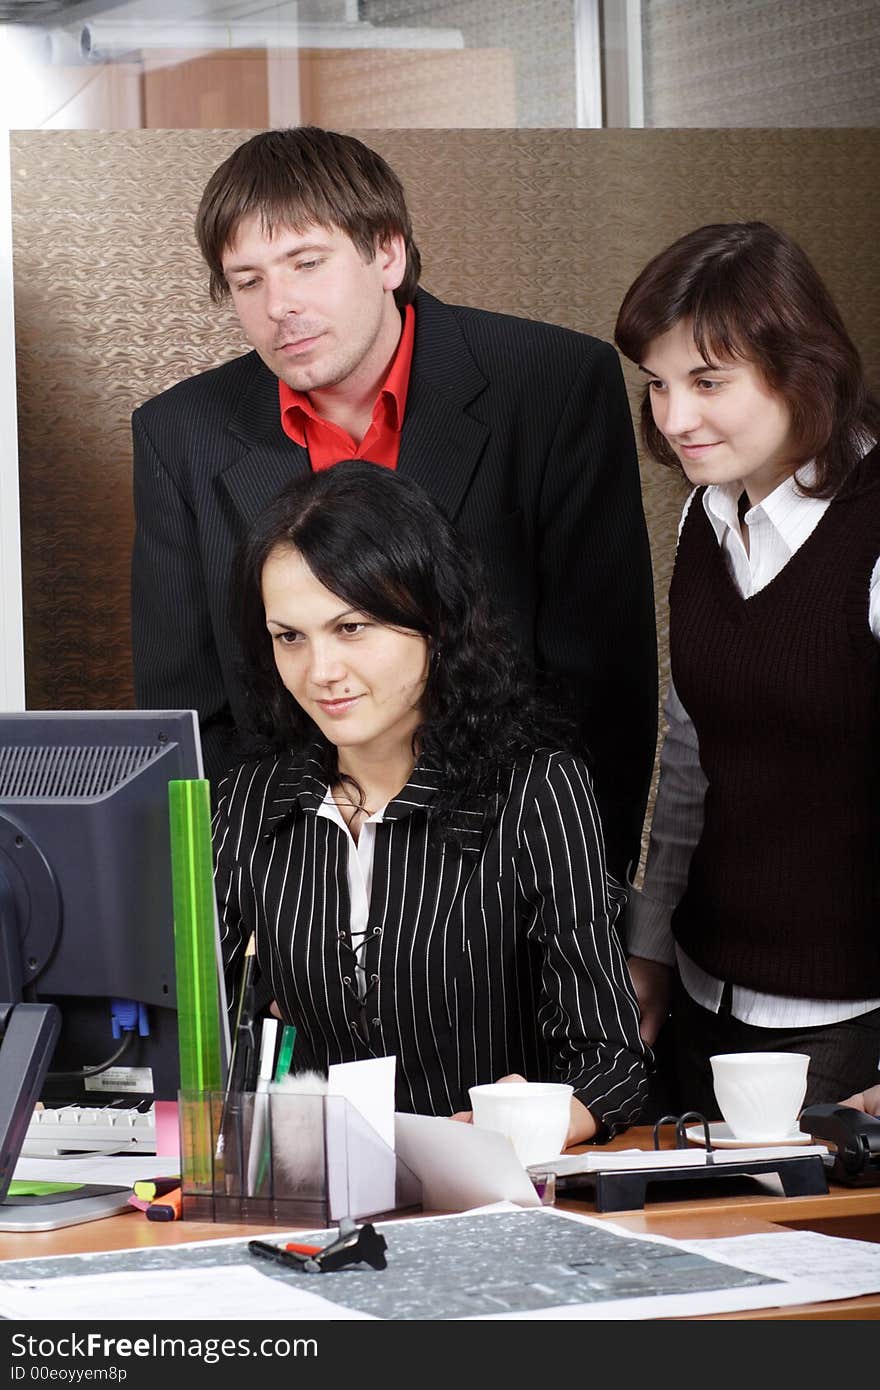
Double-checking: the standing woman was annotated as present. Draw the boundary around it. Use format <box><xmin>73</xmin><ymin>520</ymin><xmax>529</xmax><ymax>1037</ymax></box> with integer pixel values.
<box><xmin>213</xmin><ymin>460</ymin><xmax>648</xmax><ymax>1141</ymax></box>
<box><xmin>615</xmin><ymin>221</ymin><xmax>880</xmax><ymax>1115</ymax></box>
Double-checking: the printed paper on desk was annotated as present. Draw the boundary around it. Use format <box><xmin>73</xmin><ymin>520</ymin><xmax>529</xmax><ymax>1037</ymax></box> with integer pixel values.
<box><xmin>394</xmin><ymin>1113</ymin><xmax>540</xmax><ymax>1211</ymax></box>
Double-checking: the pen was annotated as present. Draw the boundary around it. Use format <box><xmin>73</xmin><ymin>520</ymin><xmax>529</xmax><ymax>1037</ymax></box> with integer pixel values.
<box><xmin>145</xmin><ymin>1186</ymin><xmax>182</xmax><ymax>1222</ymax></box>
<box><xmin>248</xmin><ymin>1239</ymin><xmax>312</xmax><ymax>1271</ymax></box>
<box><xmin>250</xmin><ymin>1017</ymin><xmax>279</xmax><ymax>1194</ymax></box>
<box><xmin>215</xmin><ymin>933</ymin><xmax>257</xmax><ymax>1168</ymax></box>
<box><xmin>256</xmin><ymin>1017</ymin><xmax>278</xmax><ymax>1091</ymax></box>
<box><xmin>273</xmin><ymin>1023</ymin><xmax>297</xmax><ymax>1083</ymax></box>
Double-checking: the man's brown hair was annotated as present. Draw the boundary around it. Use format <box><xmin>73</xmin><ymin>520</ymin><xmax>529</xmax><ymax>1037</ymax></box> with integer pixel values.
<box><xmin>195</xmin><ymin>126</ymin><xmax>421</xmax><ymax>307</ymax></box>
<box><xmin>615</xmin><ymin>221</ymin><xmax>880</xmax><ymax>498</ymax></box>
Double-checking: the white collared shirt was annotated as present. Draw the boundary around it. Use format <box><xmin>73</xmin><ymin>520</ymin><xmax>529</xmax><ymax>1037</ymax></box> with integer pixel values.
<box><xmin>629</xmin><ymin>465</ymin><xmax>880</xmax><ymax>1026</ymax></box>
<box><xmin>316</xmin><ymin>791</ymin><xmax>387</xmax><ymax>1000</ymax></box>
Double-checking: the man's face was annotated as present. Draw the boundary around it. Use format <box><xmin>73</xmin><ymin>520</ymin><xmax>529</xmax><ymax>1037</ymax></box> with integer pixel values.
<box><xmin>222</xmin><ymin>213</ymin><xmax>406</xmax><ymax>398</ymax></box>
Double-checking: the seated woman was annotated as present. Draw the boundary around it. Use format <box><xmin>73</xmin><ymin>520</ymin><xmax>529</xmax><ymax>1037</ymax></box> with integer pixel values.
<box><xmin>213</xmin><ymin>460</ymin><xmax>648</xmax><ymax>1142</ymax></box>
<box><xmin>615</xmin><ymin>221</ymin><xmax>880</xmax><ymax>1116</ymax></box>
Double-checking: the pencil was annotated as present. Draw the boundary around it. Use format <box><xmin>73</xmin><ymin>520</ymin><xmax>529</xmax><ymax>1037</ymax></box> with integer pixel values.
<box><xmin>227</xmin><ymin>932</ymin><xmax>257</xmax><ymax>1095</ymax></box>
<box><xmin>216</xmin><ymin>932</ymin><xmax>258</xmax><ymax>1166</ymax></box>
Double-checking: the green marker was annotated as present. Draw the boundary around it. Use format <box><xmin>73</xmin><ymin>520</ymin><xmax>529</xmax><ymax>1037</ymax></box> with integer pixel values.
<box><xmin>273</xmin><ymin>1024</ymin><xmax>297</xmax><ymax>1083</ymax></box>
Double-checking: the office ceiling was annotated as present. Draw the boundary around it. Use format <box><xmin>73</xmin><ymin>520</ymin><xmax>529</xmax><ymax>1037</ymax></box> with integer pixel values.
<box><xmin>0</xmin><ymin>0</ymin><xmax>120</xmax><ymax>20</ymax></box>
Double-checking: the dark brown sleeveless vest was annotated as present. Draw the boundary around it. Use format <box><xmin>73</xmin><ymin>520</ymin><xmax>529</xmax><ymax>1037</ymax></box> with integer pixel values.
<box><xmin>670</xmin><ymin>448</ymin><xmax>880</xmax><ymax>998</ymax></box>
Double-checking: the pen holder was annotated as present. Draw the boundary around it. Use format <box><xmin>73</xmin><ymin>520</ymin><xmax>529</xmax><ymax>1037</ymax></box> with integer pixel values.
<box><xmin>178</xmin><ymin>1088</ymin><xmax>422</xmax><ymax>1227</ymax></box>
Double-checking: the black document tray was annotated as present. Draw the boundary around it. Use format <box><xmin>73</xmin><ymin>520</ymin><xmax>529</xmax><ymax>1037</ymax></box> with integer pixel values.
<box><xmin>555</xmin><ymin>1111</ymin><xmax>829</xmax><ymax>1213</ymax></box>
<box><xmin>559</xmin><ymin>1151</ymin><xmax>829</xmax><ymax>1213</ymax></box>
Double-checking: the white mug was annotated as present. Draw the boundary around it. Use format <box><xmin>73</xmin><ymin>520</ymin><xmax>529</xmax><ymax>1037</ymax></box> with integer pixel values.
<box><xmin>468</xmin><ymin>1080</ymin><xmax>572</xmax><ymax>1166</ymax></box>
<box><xmin>710</xmin><ymin>1051</ymin><xmax>809</xmax><ymax>1141</ymax></box>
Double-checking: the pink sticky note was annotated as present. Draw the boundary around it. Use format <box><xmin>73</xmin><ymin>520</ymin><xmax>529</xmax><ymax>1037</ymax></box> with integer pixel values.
<box><xmin>154</xmin><ymin>1100</ymin><xmax>180</xmax><ymax>1159</ymax></box>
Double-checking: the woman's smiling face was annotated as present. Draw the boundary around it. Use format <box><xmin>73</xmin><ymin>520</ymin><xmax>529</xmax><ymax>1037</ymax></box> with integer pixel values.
<box><xmin>641</xmin><ymin>319</ymin><xmax>797</xmax><ymax>505</ymax></box>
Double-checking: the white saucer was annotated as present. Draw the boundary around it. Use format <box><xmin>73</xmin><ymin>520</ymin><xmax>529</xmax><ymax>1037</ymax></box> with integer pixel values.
<box><xmin>685</xmin><ymin>1121</ymin><xmax>813</xmax><ymax>1149</ymax></box>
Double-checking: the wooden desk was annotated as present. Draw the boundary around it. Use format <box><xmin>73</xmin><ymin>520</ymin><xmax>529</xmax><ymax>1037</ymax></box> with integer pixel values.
<box><xmin>4</xmin><ymin>1142</ymin><xmax>879</xmax><ymax>1320</ymax></box>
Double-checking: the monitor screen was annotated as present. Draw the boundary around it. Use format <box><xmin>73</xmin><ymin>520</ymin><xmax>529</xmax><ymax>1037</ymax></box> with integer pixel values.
<box><xmin>0</xmin><ymin>710</ymin><xmax>227</xmax><ymax>1105</ymax></box>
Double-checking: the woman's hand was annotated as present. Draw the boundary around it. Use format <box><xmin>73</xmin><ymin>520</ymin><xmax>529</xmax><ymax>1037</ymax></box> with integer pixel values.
<box><xmin>627</xmin><ymin>955</ymin><xmax>673</xmax><ymax>1046</ymax></box>
<box><xmin>840</xmin><ymin>1084</ymin><xmax>880</xmax><ymax>1117</ymax></box>
<box><xmin>450</xmin><ymin>1071</ymin><xmax>529</xmax><ymax>1123</ymax></box>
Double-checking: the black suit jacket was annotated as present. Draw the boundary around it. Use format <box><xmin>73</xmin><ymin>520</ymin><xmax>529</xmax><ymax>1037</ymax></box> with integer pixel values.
<box><xmin>131</xmin><ymin>288</ymin><xmax>657</xmax><ymax>876</ymax></box>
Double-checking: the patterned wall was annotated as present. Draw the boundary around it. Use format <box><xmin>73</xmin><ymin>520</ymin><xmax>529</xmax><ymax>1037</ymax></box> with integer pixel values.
<box><xmin>643</xmin><ymin>0</ymin><xmax>880</xmax><ymax>127</ymax></box>
<box><xmin>362</xmin><ymin>0</ymin><xmax>578</xmax><ymax>127</ymax></box>
<box><xmin>11</xmin><ymin>129</ymin><xmax>879</xmax><ymax>851</ymax></box>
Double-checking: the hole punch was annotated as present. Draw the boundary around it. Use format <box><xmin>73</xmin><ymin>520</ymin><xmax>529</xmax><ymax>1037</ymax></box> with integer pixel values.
<box><xmin>249</xmin><ymin>1217</ymin><xmax>387</xmax><ymax>1274</ymax></box>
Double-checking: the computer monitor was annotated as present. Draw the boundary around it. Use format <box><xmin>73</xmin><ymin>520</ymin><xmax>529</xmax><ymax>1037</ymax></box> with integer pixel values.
<box><xmin>0</xmin><ymin>710</ymin><xmax>225</xmax><ymax>1107</ymax></box>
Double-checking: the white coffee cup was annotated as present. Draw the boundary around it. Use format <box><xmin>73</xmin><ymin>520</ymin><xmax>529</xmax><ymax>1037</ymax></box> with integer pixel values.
<box><xmin>468</xmin><ymin>1081</ymin><xmax>573</xmax><ymax>1166</ymax></box>
<box><xmin>710</xmin><ymin>1051</ymin><xmax>809</xmax><ymax>1142</ymax></box>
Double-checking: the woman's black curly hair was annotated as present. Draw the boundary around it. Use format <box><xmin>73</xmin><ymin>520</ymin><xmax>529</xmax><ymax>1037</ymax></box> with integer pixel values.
<box><xmin>232</xmin><ymin>460</ymin><xmax>573</xmax><ymax>832</ymax></box>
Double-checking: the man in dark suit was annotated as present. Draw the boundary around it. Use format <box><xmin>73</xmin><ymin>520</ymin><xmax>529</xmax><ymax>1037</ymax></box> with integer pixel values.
<box><xmin>131</xmin><ymin>126</ymin><xmax>657</xmax><ymax>879</ymax></box>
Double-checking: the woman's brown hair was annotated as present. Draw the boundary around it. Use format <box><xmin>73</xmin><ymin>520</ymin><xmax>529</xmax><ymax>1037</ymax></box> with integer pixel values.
<box><xmin>614</xmin><ymin>221</ymin><xmax>879</xmax><ymax>497</ymax></box>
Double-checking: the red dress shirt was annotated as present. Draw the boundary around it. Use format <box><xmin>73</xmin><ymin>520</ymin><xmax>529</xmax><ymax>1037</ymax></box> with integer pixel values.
<box><xmin>278</xmin><ymin>304</ymin><xmax>415</xmax><ymax>471</ymax></box>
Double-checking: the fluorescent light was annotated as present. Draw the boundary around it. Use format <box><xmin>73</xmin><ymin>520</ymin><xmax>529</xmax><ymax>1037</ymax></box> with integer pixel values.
<box><xmin>77</xmin><ymin>19</ymin><xmax>464</xmax><ymax>59</ymax></box>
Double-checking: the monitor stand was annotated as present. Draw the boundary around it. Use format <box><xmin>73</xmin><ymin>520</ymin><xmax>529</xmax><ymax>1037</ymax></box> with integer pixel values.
<box><xmin>0</xmin><ymin>1001</ymin><xmax>131</xmax><ymax>1230</ymax></box>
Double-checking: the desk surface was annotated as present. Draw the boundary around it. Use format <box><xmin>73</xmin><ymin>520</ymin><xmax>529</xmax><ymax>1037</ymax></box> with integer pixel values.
<box><xmin>4</xmin><ymin>1127</ymin><xmax>880</xmax><ymax>1321</ymax></box>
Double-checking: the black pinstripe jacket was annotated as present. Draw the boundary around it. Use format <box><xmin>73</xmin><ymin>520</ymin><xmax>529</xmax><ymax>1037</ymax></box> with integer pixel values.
<box><xmin>213</xmin><ymin>747</ymin><xmax>649</xmax><ymax>1136</ymax></box>
<box><xmin>131</xmin><ymin>289</ymin><xmax>657</xmax><ymax>879</ymax></box>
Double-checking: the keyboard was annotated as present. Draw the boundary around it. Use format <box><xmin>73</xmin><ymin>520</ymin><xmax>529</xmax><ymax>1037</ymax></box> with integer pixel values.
<box><xmin>20</xmin><ymin>1105</ymin><xmax>157</xmax><ymax>1157</ymax></box>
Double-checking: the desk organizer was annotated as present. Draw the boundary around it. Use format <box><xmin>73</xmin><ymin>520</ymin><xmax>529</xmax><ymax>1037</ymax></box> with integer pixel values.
<box><xmin>178</xmin><ymin>1089</ymin><xmax>421</xmax><ymax>1227</ymax></box>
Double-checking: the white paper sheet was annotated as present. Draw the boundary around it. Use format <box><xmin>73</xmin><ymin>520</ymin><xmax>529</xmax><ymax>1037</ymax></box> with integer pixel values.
<box><xmin>326</xmin><ymin>1057</ymin><xmax>397</xmax><ymax>1217</ymax></box>
<box><xmin>328</xmin><ymin>1056</ymin><xmax>396</xmax><ymax>1150</ymax></box>
<box><xmin>394</xmin><ymin>1112</ymin><xmax>540</xmax><ymax>1210</ymax></box>
<box><xmin>0</xmin><ymin>1265</ymin><xmax>375</xmax><ymax>1321</ymax></box>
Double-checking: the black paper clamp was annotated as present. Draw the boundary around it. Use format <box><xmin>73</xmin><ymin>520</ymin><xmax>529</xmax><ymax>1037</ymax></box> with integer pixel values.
<box><xmin>653</xmin><ymin>1111</ymin><xmax>716</xmax><ymax>1161</ymax></box>
<box><xmin>249</xmin><ymin>1217</ymin><xmax>387</xmax><ymax>1274</ymax></box>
